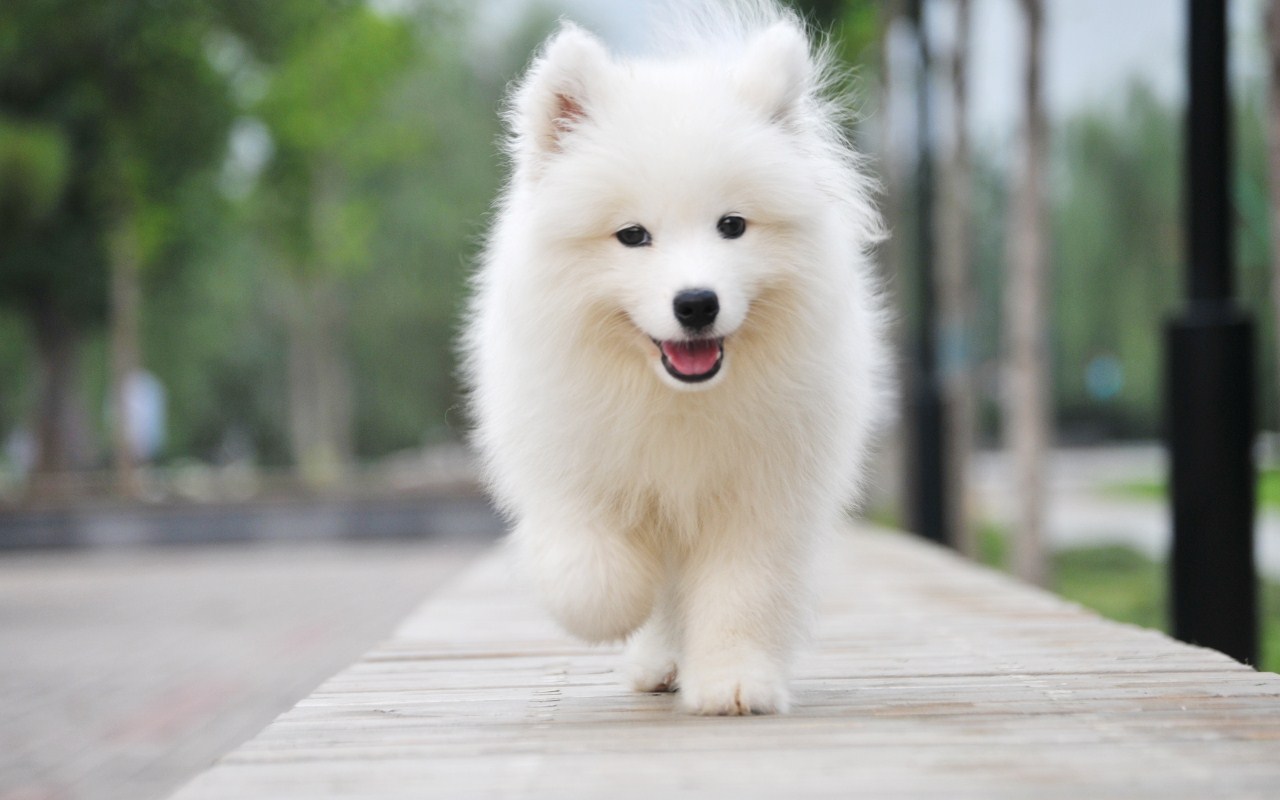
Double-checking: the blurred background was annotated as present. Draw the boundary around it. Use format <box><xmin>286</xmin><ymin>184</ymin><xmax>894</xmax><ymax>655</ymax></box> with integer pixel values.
<box><xmin>2</xmin><ymin>1</ymin><xmax>1279</xmax><ymax>798</ymax></box>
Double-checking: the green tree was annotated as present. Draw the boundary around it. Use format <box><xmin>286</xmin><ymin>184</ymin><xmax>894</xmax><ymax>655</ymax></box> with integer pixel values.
<box><xmin>100</xmin><ymin>5</ymin><xmax>515</xmax><ymax>470</ymax></box>
<box><xmin>0</xmin><ymin>2</ymin><xmax>236</xmax><ymax>490</ymax></box>
<box><xmin>0</xmin><ymin>2</ymin><xmax>360</xmax><ymax>490</ymax></box>
<box><xmin>250</xmin><ymin>7</ymin><xmax>416</xmax><ymax>481</ymax></box>
<box><xmin>0</xmin><ymin>116</ymin><xmax>82</xmax><ymax>477</ymax></box>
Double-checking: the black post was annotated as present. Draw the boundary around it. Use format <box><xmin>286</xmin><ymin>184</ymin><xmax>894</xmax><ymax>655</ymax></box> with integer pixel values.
<box><xmin>1166</xmin><ymin>0</ymin><xmax>1258</xmax><ymax>664</ymax></box>
<box><xmin>905</xmin><ymin>0</ymin><xmax>950</xmax><ymax>546</ymax></box>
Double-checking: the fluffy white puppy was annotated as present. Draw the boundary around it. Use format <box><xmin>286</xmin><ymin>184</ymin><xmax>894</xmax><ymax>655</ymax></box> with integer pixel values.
<box><xmin>463</xmin><ymin>1</ymin><xmax>891</xmax><ymax>715</ymax></box>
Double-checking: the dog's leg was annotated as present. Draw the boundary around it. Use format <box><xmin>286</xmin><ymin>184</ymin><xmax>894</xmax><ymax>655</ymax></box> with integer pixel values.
<box><xmin>513</xmin><ymin>511</ymin><xmax>660</xmax><ymax>644</ymax></box>
<box><xmin>623</xmin><ymin>584</ymin><xmax>682</xmax><ymax>692</ymax></box>
<box><xmin>676</xmin><ymin>520</ymin><xmax>807</xmax><ymax>715</ymax></box>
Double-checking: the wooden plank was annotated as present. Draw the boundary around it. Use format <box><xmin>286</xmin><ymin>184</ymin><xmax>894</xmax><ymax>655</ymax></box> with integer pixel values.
<box><xmin>170</xmin><ymin>528</ymin><xmax>1280</xmax><ymax>799</ymax></box>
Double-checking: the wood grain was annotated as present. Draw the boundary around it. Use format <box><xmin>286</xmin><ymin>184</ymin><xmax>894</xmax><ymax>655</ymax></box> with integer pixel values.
<box><xmin>170</xmin><ymin>527</ymin><xmax>1280</xmax><ymax>799</ymax></box>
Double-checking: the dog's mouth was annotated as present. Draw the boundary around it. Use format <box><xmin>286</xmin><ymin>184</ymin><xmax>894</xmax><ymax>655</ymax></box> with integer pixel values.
<box><xmin>653</xmin><ymin>337</ymin><xmax>724</xmax><ymax>383</ymax></box>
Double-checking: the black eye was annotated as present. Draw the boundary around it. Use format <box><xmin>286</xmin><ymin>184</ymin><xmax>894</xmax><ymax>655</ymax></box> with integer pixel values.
<box><xmin>616</xmin><ymin>225</ymin><xmax>651</xmax><ymax>247</ymax></box>
<box><xmin>717</xmin><ymin>214</ymin><xmax>746</xmax><ymax>239</ymax></box>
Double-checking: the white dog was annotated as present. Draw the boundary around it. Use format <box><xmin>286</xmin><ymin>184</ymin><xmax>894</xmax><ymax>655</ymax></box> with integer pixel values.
<box><xmin>463</xmin><ymin>0</ymin><xmax>891</xmax><ymax>715</ymax></box>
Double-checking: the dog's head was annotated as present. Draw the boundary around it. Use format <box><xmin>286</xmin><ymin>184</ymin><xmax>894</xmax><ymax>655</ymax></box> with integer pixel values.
<box><xmin>505</xmin><ymin>17</ymin><xmax>871</xmax><ymax>391</ymax></box>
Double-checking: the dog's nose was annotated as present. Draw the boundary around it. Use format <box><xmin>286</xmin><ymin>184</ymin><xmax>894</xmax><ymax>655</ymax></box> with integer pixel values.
<box><xmin>673</xmin><ymin>289</ymin><xmax>719</xmax><ymax>331</ymax></box>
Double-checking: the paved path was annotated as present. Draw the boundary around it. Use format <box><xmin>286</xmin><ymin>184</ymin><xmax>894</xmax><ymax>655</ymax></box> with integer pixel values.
<box><xmin>0</xmin><ymin>540</ymin><xmax>485</xmax><ymax>800</ymax></box>
<box><xmin>171</xmin><ymin>527</ymin><xmax>1280</xmax><ymax>799</ymax></box>
<box><xmin>973</xmin><ymin>445</ymin><xmax>1280</xmax><ymax>577</ymax></box>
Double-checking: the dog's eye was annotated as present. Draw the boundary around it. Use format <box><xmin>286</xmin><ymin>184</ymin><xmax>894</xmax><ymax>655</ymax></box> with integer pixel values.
<box><xmin>618</xmin><ymin>226</ymin><xmax>650</xmax><ymax>246</ymax></box>
<box><xmin>615</xmin><ymin>225</ymin><xmax>651</xmax><ymax>247</ymax></box>
<box><xmin>717</xmin><ymin>214</ymin><xmax>747</xmax><ymax>239</ymax></box>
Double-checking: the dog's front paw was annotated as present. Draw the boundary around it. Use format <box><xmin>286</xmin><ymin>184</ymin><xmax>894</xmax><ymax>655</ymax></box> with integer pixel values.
<box><xmin>515</xmin><ymin>519</ymin><xmax>659</xmax><ymax>644</ymax></box>
<box><xmin>679</xmin><ymin>667</ymin><xmax>789</xmax><ymax>716</ymax></box>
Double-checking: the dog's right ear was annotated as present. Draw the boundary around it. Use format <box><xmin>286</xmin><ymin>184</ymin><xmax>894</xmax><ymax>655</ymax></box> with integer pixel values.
<box><xmin>512</xmin><ymin>23</ymin><xmax>611</xmax><ymax>164</ymax></box>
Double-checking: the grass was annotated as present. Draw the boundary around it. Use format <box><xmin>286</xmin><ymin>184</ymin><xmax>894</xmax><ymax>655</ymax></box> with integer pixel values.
<box><xmin>976</xmin><ymin>523</ymin><xmax>1280</xmax><ymax>673</ymax></box>
<box><xmin>1108</xmin><ymin>467</ymin><xmax>1280</xmax><ymax>509</ymax></box>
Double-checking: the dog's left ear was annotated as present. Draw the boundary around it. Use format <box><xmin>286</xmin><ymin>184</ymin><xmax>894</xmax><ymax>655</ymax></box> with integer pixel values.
<box><xmin>735</xmin><ymin>21</ymin><xmax>812</xmax><ymax>124</ymax></box>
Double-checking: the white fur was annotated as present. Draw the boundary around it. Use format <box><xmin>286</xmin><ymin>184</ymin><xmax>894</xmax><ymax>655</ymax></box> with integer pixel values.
<box><xmin>462</xmin><ymin>0</ymin><xmax>892</xmax><ymax>716</ymax></box>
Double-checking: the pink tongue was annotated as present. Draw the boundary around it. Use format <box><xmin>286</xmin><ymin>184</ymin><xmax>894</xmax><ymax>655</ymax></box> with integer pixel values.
<box><xmin>661</xmin><ymin>339</ymin><xmax>721</xmax><ymax>375</ymax></box>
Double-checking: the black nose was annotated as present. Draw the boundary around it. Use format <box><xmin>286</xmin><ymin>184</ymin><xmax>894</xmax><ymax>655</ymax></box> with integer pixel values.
<box><xmin>673</xmin><ymin>289</ymin><xmax>719</xmax><ymax>331</ymax></box>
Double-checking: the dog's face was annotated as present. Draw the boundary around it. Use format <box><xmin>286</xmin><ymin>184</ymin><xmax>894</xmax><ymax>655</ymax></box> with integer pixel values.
<box><xmin>511</xmin><ymin>22</ymin><xmax>825</xmax><ymax>391</ymax></box>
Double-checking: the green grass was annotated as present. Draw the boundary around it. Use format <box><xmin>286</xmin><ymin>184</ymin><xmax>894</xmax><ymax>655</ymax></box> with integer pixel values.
<box><xmin>976</xmin><ymin>523</ymin><xmax>1280</xmax><ymax>673</ymax></box>
<box><xmin>1108</xmin><ymin>467</ymin><xmax>1280</xmax><ymax>509</ymax></box>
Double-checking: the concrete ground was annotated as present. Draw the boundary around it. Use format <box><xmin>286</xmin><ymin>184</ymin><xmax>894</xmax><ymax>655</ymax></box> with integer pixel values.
<box><xmin>0</xmin><ymin>539</ymin><xmax>486</xmax><ymax>800</ymax></box>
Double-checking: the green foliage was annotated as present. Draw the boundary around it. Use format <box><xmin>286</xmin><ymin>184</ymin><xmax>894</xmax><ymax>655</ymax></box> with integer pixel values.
<box><xmin>1268</xmin><ymin>581</ymin><xmax>1280</xmax><ymax>675</ymax></box>
<box><xmin>142</xmin><ymin>220</ymin><xmax>290</xmax><ymax>463</ymax></box>
<box><xmin>1233</xmin><ymin>88</ymin><xmax>1279</xmax><ymax>431</ymax></box>
<box><xmin>102</xmin><ymin>4</ymin><xmax>521</xmax><ymax>464</ymax></box>
<box><xmin>259</xmin><ymin>12</ymin><xmax>414</xmax><ymax>155</ymax></box>
<box><xmin>977</xmin><ymin>521</ymin><xmax>1009</xmax><ymax>570</ymax></box>
<box><xmin>1050</xmin><ymin>86</ymin><xmax>1182</xmax><ymax>436</ymax></box>
<box><xmin>0</xmin><ymin>0</ymin><xmax>238</xmax><ymax>226</ymax></box>
<box><xmin>347</xmin><ymin>52</ymin><xmax>505</xmax><ymax>453</ymax></box>
<box><xmin>833</xmin><ymin>2</ymin><xmax>883</xmax><ymax>76</ymax></box>
<box><xmin>788</xmin><ymin>0</ymin><xmax>846</xmax><ymax>25</ymax></box>
<box><xmin>215</xmin><ymin>0</ymin><xmax>361</xmax><ymax>64</ymax></box>
<box><xmin>785</xmin><ymin>0</ymin><xmax>882</xmax><ymax>92</ymax></box>
<box><xmin>1054</xmin><ymin>544</ymin><xmax>1166</xmax><ymax>632</ymax></box>
<box><xmin>0</xmin><ymin>315</ymin><xmax>32</xmax><ymax>445</ymax></box>
<box><xmin>253</xmin><ymin>8</ymin><xmax>417</xmax><ymax>279</ymax></box>
<box><xmin>954</xmin><ymin>80</ymin><xmax>1280</xmax><ymax>441</ymax></box>
<box><xmin>952</xmin><ymin>82</ymin><xmax>1278</xmax><ymax>442</ymax></box>
<box><xmin>1106</xmin><ymin>468</ymin><xmax>1280</xmax><ymax>510</ymax></box>
<box><xmin>0</xmin><ymin>118</ymin><xmax>70</xmax><ymax>227</ymax></box>
<box><xmin>0</xmin><ymin>0</ymin><xmax>316</xmax><ymax>359</ymax></box>
<box><xmin>5</xmin><ymin>2</ymin><xmax>1275</xmax><ymax>471</ymax></box>
<box><xmin>0</xmin><ymin>0</ymin><xmax>399</xmax><ymax>467</ymax></box>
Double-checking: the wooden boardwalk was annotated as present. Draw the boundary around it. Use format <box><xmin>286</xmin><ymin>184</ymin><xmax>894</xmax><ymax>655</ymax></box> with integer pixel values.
<box><xmin>171</xmin><ymin>527</ymin><xmax>1280</xmax><ymax>799</ymax></box>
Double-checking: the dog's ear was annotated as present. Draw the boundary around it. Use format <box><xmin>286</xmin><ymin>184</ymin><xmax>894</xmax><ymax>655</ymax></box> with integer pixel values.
<box><xmin>513</xmin><ymin>23</ymin><xmax>611</xmax><ymax>162</ymax></box>
<box><xmin>735</xmin><ymin>21</ymin><xmax>812</xmax><ymax>124</ymax></box>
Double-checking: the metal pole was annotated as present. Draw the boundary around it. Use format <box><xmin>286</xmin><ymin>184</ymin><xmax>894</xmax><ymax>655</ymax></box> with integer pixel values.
<box><xmin>906</xmin><ymin>0</ymin><xmax>951</xmax><ymax>546</ymax></box>
<box><xmin>1166</xmin><ymin>0</ymin><xmax>1258</xmax><ymax>664</ymax></box>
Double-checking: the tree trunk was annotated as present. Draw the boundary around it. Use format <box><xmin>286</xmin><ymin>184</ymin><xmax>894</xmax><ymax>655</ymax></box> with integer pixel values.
<box><xmin>29</xmin><ymin>302</ymin><xmax>88</xmax><ymax>497</ymax></box>
<box><xmin>109</xmin><ymin>217</ymin><xmax>142</xmax><ymax>498</ymax></box>
<box><xmin>285</xmin><ymin>277</ymin><xmax>353</xmax><ymax>486</ymax></box>
<box><xmin>1267</xmin><ymin>0</ymin><xmax>1280</xmax><ymax>439</ymax></box>
<box><xmin>940</xmin><ymin>0</ymin><xmax>979</xmax><ymax>558</ymax></box>
<box><xmin>281</xmin><ymin>159</ymin><xmax>356</xmax><ymax>486</ymax></box>
<box><xmin>879</xmin><ymin>0</ymin><xmax>913</xmax><ymax>525</ymax></box>
<box><xmin>1004</xmin><ymin>0</ymin><xmax>1051</xmax><ymax>586</ymax></box>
